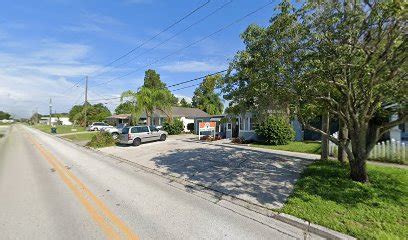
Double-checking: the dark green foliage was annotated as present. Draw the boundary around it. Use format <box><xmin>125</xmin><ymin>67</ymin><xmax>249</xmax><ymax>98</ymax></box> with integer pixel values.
<box><xmin>86</xmin><ymin>132</ymin><xmax>116</xmax><ymax>148</ymax></box>
<box><xmin>255</xmin><ymin>116</ymin><xmax>294</xmax><ymax>145</ymax></box>
<box><xmin>163</xmin><ymin>119</ymin><xmax>184</xmax><ymax>135</ymax></box>
<box><xmin>115</xmin><ymin>101</ymin><xmax>135</xmax><ymax>115</ymax></box>
<box><xmin>192</xmin><ymin>74</ymin><xmax>223</xmax><ymax>115</ymax></box>
<box><xmin>282</xmin><ymin>161</ymin><xmax>408</xmax><ymax>239</ymax></box>
<box><xmin>179</xmin><ymin>98</ymin><xmax>192</xmax><ymax>108</ymax></box>
<box><xmin>0</xmin><ymin>111</ymin><xmax>11</xmax><ymax>120</ymax></box>
<box><xmin>68</xmin><ymin>104</ymin><xmax>111</xmax><ymax>126</ymax></box>
<box><xmin>186</xmin><ymin>122</ymin><xmax>194</xmax><ymax>132</ymax></box>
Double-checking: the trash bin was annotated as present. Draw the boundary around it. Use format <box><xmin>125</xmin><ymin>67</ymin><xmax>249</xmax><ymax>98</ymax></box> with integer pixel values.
<box><xmin>51</xmin><ymin>127</ymin><xmax>57</xmax><ymax>134</ymax></box>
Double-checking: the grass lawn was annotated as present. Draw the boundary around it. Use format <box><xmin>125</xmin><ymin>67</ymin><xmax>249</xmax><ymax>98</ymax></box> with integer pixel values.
<box><xmin>281</xmin><ymin>161</ymin><xmax>408</xmax><ymax>239</ymax></box>
<box><xmin>250</xmin><ymin>141</ymin><xmax>321</xmax><ymax>154</ymax></box>
<box><xmin>61</xmin><ymin>132</ymin><xmax>97</xmax><ymax>142</ymax></box>
<box><xmin>34</xmin><ymin>125</ymin><xmax>86</xmax><ymax>134</ymax></box>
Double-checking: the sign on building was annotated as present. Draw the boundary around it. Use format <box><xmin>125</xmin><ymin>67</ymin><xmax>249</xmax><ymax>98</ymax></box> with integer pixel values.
<box><xmin>198</xmin><ymin>121</ymin><xmax>216</xmax><ymax>140</ymax></box>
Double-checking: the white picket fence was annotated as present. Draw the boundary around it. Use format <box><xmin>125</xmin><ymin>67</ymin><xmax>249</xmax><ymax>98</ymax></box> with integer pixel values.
<box><xmin>329</xmin><ymin>139</ymin><xmax>407</xmax><ymax>162</ymax></box>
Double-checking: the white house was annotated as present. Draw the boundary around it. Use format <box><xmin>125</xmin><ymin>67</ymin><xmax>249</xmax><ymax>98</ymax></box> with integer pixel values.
<box><xmin>106</xmin><ymin>107</ymin><xmax>210</xmax><ymax>132</ymax></box>
<box><xmin>40</xmin><ymin>117</ymin><xmax>72</xmax><ymax>126</ymax></box>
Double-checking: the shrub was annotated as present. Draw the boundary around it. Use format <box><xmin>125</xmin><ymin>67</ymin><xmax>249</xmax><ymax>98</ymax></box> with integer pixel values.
<box><xmin>163</xmin><ymin>119</ymin><xmax>184</xmax><ymax>135</ymax></box>
<box><xmin>255</xmin><ymin>115</ymin><xmax>295</xmax><ymax>145</ymax></box>
<box><xmin>187</xmin><ymin>122</ymin><xmax>194</xmax><ymax>133</ymax></box>
<box><xmin>86</xmin><ymin>132</ymin><xmax>116</xmax><ymax>148</ymax></box>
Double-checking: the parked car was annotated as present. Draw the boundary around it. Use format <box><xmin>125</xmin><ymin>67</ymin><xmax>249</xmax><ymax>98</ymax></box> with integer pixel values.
<box><xmin>86</xmin><ymin>122</ymin><xmax>110</xmax><ymax>131</ymax></box>
<box><xmin>119</xmin><ymin>125</ymin><xmax>167</xmax><ymax>146</ymax></box>
<box><xmin>103</xmin><ymin>123</ymin><xmax>128</xmax><ymax>139</ymax></box>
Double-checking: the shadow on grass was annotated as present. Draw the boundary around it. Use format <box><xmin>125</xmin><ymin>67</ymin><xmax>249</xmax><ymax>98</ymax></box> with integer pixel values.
<box><xmin>291</xmin><ymin>161</ymin><xmax>406</xmax><ymax>206</ymax></box>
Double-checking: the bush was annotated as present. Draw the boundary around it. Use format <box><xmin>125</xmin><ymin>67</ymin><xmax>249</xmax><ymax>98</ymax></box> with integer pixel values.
<box><xmin>86</xmin><ymin>132</ymin><xmax>116</xmax><ymax>148</ymax></box>
<box><xmin>255</xmin><ymin>115</ymin><xmax>295</xmax><ymax>145</ymax></box>
<box><xmin>163</xmin><ymin>119</ymin><xmax>184</xmax><ymax>135</ymax></box>
<box><xmin>187</xmin><ymin>122</ymin><xmax>194</xmax><ymax>133</ymax></box>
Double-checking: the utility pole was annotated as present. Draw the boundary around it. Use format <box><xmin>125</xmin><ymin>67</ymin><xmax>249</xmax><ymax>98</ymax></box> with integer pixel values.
<box><xmin>84</xmin><ymin>76</ymin><xmax>88</xmax><ymax>127</ymax></box>
<box><xmin>49</xmin><ymin>98</ymin><xmax>52</xmax><ymax>126</ymax></box>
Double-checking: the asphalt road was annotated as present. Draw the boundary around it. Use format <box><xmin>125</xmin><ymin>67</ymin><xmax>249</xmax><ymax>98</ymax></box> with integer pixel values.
<box><xmin>0</xmin><ymin>125</ymin><xmax>321</xmax><ymax>240</ymax></box>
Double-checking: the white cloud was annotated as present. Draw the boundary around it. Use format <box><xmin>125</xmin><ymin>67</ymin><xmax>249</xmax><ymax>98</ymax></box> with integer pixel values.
<box><xmin>159</xmin><ymin>60</ymin><xmax>227</xmax><ymax>73</ymax></box>
<box><xmin>0</xmin><ymin>39</ymin><xmax>109</xmax><ymax>118</ymax></box>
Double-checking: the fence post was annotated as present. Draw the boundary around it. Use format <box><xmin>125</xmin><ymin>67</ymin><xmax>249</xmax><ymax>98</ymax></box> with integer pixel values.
<box><xmin>402</xmin><ymin>143</ymin><xmax>406</xmax><ymax>162</ymax></box>
<box><xmin>396</xmin><ymin>141</ymin><xmax>400</xmax><ymax>160</ymax></box>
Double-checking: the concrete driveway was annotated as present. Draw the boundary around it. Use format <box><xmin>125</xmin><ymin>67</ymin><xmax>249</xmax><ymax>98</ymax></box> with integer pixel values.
<box><xmin>100</xmin><ymin>135</ymin><xmax>316</xmax><ymax>209</ymax></box>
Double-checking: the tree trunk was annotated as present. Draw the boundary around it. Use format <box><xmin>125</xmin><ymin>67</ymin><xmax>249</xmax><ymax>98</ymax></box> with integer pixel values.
<box><xmin>321</xmin><ymin>112</ymin><xmax>330</xmax><ymax>160</ymax></box>
<box><xmin>349</xmin><ymin>129</ymin><xmax>369</xmax><ymax>182</ymax></box>
<box><xmin>349</xmin><ymin>158</ymin><xmax>368</xmax><ymax>182</ymax></box>
<box><xmin>338</xmin><ymin>119</ymin><xmax>348</xmax><ymax>163</ymax></box>
<box><xmin>146</xmin><ymin>111</ymin><xmax>151</xmax><ymax>126</ymax></box>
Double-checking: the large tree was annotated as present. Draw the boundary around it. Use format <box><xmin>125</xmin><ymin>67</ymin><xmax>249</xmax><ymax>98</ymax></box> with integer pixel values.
<box><xmin>121</xmin><ymin>69</ymin><xmax>175</xmax><ymax>125</ymax></box>
<box><xmin>192</xmin><ymin>74</ymin><xmax>224</xmax><ymax>115</ymax></box>
<box><xmin>115</xmin><ymin>101</ymin><xmax>136</xmax><ymax>115</ymax></box>
<box><xmin>0</xmin><ymin>111</ymin><xmax>11</xmax><ymax>120</ymax></box>
<box><xmin>68</xmin><ymin>103</ymin><xmax>111</xmax><ymax>126</ymax></box>
<box><xmin>223</xmin><ymin>1</ymin><xmax>407</xmax><ymax>182</ymax></box>
<box><xmin>179</xmin><ymin>98</ymin><xmax>192</xmax><ymax>108</ymax></box>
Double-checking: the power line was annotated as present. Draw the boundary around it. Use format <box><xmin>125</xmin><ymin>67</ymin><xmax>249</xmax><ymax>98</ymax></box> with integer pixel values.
<box><xmin>171</xmin><ymin>83</ymin><xmax>201</xmax><ymax>92</ymax></box>
<box><xmin>91</xmin><ymin>1</ymin><xmax>233</xmax><ymax>79</ymax></box>
<box><xmin>168</xmin><ymin>69</ymin><xmax>227</xmax><ymax>88</ymax></box>
<box><xmin>93</xmin><ymin>1</ymin><xmax>274</xmax><ymax>87</ymax></box>
<box><xmin>89</xmin><ymin>0</ymin><xmax>211</xmax><ymax>78</ymax></box>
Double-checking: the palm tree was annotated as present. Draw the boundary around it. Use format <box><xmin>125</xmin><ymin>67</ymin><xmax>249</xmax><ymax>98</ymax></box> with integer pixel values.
<box><xmin>121</xmin><ymin>87</ymin><xmax>173</xmax><ymax>125</ymax></box>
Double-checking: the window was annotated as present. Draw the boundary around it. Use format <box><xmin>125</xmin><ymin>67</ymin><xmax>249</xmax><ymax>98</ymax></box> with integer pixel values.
<box><xmin>140</xmin><ymin>126</ymin><xmax>149</xmax><ymax>133</ymax></box>
<box><xmin>239</xmin><ymin>117</ymin><xmax>244</xmax><ymax>130</ymax></box>
<box><xmin>227</xmin><ymin>123</ymin><xmax>232</xmax><ymax>130</ymax></box>
<box><xmin>131</xmin><ymin>127</ymin><xmax>138</xmax><ymax>133</ymax></box>
<box><xmin>150</xmin><ymin>126</ymin><xmax>159</xmax><ymax>132</ymax></box>
<box><xmin>122</xmin><ymin>127</ymin><xmax>130</xmax><ymax>134</ymax></box>
<box><xmin>249</xmin><ymin>117</ymin><xmax>254</xmax><ymax>131</ymax></box>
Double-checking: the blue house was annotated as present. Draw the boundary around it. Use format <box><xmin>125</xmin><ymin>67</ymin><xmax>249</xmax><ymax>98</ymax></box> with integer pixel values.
<box><xmin>194</xmin><ymin>112</ymin><xmax>303</xmax><ymax>141</ymax></box>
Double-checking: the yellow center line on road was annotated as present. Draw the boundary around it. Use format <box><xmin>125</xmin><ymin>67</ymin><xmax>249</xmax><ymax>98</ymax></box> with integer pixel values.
<box><xmin>25</xmin><ymin>131</ymin><xmax>139</xmax><ymax>240</ymax></box>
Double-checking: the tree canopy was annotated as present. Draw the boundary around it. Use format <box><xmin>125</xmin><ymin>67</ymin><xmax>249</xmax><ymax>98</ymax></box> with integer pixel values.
<box><xmin>68</xmin><ymin>103</ymin><xmax>111</xmax><ymax>126</ymax></box>
<box><xmin>120</xmin><ymin>69</ymin><xmax>175</xmax><ymax>125</ymax></box>
<box><xmin>115</xmin><ymin>101</ymin><xmax>136</xmax><ymax>115</ymax></box>
<box><xmin>223</xmin><ymin>0</ymin><xmax>407</xmax><ymax>182</ymax></box>
<box><xmin>179</xmin><ymin>98</ymin><xmax>192</xmax><ymax>108</ymax></box>
<box><xmin>0</xmin><ymin>111</ymin><xmax>11</xmax><ymax>120</ymax></box>
<box><xmin>192</xmin><ymin>74</ymin><xmax>224</xmax><ymax>115</ymax></box>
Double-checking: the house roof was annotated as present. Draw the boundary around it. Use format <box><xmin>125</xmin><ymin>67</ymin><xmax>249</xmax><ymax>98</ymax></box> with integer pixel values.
<box><xmin>106</xmin><ymin>114</ymin><xmax>132</xmax><ymax>120</ymax></box>
<box><xmin>141</xmin><ymin>107</ymin><xmax>210</xmax><ymax>118</ymax></box>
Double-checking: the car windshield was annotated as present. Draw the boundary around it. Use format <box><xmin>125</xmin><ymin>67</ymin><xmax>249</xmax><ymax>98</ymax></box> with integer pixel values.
<box><xmin>121</xmin><ymin>127</ymin><xmax>130</xmax><ymax>134</ymax></box>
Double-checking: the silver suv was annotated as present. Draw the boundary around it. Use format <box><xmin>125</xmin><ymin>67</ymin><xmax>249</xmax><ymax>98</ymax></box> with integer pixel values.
<box><xmin>119</xmin><ymin>125</ymin><xmax>167</xmax><ymax>146</ymax></box>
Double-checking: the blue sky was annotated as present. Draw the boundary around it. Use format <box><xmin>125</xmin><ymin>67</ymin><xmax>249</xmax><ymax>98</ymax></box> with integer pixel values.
<box><xmin>0</xmin><ymin>0</ymin><xmax>277</xmax><ymax>118</ymax></box>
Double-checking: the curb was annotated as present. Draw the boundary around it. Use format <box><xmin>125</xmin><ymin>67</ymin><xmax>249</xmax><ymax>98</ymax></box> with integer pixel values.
<box><xmin>28</xmin><ymin>126</ymin><xmax>356</xmax><ymax>240</ymax></box>
<box><xmin>88</xmin><ymin>146</ymin><xmax>355</xmax><ymax>239</ymax></box>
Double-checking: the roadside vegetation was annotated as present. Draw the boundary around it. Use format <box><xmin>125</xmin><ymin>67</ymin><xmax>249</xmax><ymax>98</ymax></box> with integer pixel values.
<box><xmin>61</xmin><ymin>132</ymin><xmax>97</xmax><ymax>142</ymax></box>
<box><xmin>281</xmin><ymin>161</ymin><xmax>408</xmax><ymax>239</ymax></box>
<box><xmin>250</xmin><ymin>141</ymin><xmax>321</xmax><ymax>155</ymax></box>
<box><xmin>163</xmin><ymin>119</ymin><xmax>184</xmax><ymax>135</ymax></box>
<box><xmin>222</xmin><ymin>1</ymin><xmax>406</xmax><ymax>183</ymax></box>
<box><xmin>33</xmin><ymin>125</ymin><xmax>85</xmax><ymax>134</ymax></box>
<box><xmin>86</xmin><ymin>132</ymin><xmax>116</xmax><ymax>148</ymax></box>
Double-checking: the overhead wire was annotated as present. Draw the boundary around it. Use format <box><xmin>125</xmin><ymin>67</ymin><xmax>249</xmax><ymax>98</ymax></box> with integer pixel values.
<box><xmin>88</xmin><ymin>0</ymin><xmax>211</xmax><ymax>78</ymax></box>
<box><xmin>90</xmin><ymin>1</ymin><xmax>233</xmax><ymax>80</ymax></box>
<box><xmin>92</xmin><ymin>1</ymin><xmax>274</xmax><ymax>87</ymax></box>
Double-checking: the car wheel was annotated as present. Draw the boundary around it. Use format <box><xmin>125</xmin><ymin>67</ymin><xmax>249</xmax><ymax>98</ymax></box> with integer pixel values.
<box><xmin>112</xmin><ymin>133</ymin><xmax>119</xmax><ymax>140</ymax></box>
<box><xmin>133</xmin><ymin>138</ymin><xmax>141</xmax><ymax>146</ymax></box>
<box><xmin>160</xmin><ymin>134</ymin><xmax>167</xmax><ymax>141</ymax></box>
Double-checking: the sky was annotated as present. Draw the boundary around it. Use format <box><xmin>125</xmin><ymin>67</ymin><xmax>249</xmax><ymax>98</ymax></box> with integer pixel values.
<box><xmin>0</xmin><ymin>0</ymin><xmax>278</xmax><ymax>118</ymax></box>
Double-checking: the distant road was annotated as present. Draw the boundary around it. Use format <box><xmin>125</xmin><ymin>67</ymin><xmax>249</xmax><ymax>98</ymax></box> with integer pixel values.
<box><xmin>0</xmin><ymin>125</ymin><xmax>316</xmax><ymax>239</ymax></box>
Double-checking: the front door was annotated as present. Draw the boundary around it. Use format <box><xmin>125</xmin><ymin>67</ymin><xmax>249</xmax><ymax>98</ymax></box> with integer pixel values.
<box><xmin>232</xmin><ymin>119</ymin><xmax>239</xmax><ymax>138</ymax></box>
